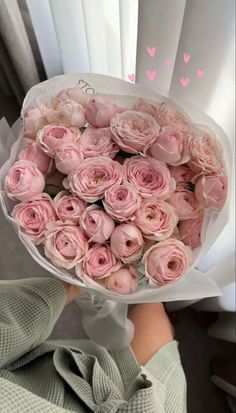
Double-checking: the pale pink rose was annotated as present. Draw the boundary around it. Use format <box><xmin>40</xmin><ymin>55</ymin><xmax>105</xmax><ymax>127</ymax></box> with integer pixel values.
<box><xmin>4</xmin><ymin>161</ymin><xmax>45</xmax><ymax>201</ymax></box>
<box><xmin>149</xmin><ymin>126</ymin><xmax>190</xmax><ymax>165</ymax></box>
<box><xmin>82</xmin><ymin>243</ymin><xmax>121</xmax><ymax>279</ymax></box>
<box><xmin>23</xmin><ymin>106</ymin><xmax>47</xmax><ymax>139</ymax></box>
<box><xmin>45</xmin><ymin>169</ymin><xmax>64</xmax><ymax>196</ymax></box>
<box><xmin>79</xmin><ymin>126</ymin><xmax>119</xmax><ymax>159</ymax></box>
<box><xmin>18</xmin><ymin>140</ymin><xmax>54</xmax><ymax>176</ymax></box>
<box><xmin>54</xmin><ymin>191</ymin><xmax>86</xmax><ymax>224</ymax></box>
<box><xmin>85</xmin><ymin>96</ymin><xmax>124</xmax><ymax>128</ymax></box>
<box><xmin>103</xmin><ymin>183</ymin><xmax>141</xmax><ymax>222</ymax></box>
<box><xmin>169</xmin><ymin>186</ymin><xmax>200</xmax><ymax>220</ymax></box>
<box><xmin>55</xmin><ymin>143</ymin><xmax>81</xmax><ymax>174</ymax></box>
<box><xmin>37</xmin><ymin>125</ymin><xmax>80</xmax><ymax>158</ymax></box>
<box><xmin>67</xmin><ymin>156</ymin><xmax>123</xmax><ymax>202</ymax></box>
<box><xmin>169</xmin><ymin>164</ymin><xmax>195</xmax><ymax>184</ymax></box>
<box><xmin>12</xmin><ymin>193</ymin><xmax>57</xmax><ymax>244</ymax></box>
<box><xmin>57</xmin><ymin>86</ymin><xmax>87</xmax><ymax>106</ymax></box>
<box><xmin>124</xmin><ymin>156</ymin><xmax>176</xmax><ymax>199</ymax></box>
<box><xmin>179</xmin><ymin>216</ymin><xmax>204</xmax><ymax>249</ymax></box>
<box><xmin>155</xmin><ymin>103</ymin><xmax>193</xmax><ymax>141</ymax></box>
<box><xmin>110</xmin><ymin>110</ymin><xmax>159</xmax><ymax>154</ymax></box>
<box><xmin>187</xmin><ymin>128</ymin><xmax>224</xmax><ymax>174</ymax></box>
<box><xmin>132</xmin><ymin>98</ymin><xmax>159</xmax><ymax>120</ymax></box>
<box><xmin>106</xmin><ymin>265</ymin><xmax>138</xmax><ymax>294</ymax></box>
<box><xmin>44</xmin><ymin>221</ymin><xmax>88</xmax><ymax>269</ymax></box>
<box><xmin>195</xmin><ymin>175</ymin><xmax>227</xmax><ymax>209</ymax></box>
<box><xmin>110</xmin><ymin>223</ymin><xmax>144</xmax><ymax>263</ymax></box>
<box><xmin>142</xmin><ymin>238</ymin><xmax>193</xmax><ymax>285</ymax></box>
<box><xmin>134</xmin><ymin>199</ymin><xmax>178</xmax><ymax>241</ymax></box>
<box><xmin>80</xmin><ymin>205</ymin><xmax>115</xmax><ymax>243</ymax></box>
<box><xmin>46</xmin><ymin>98</ymin><xmax>86</xmax><ymax>128</ymax></box>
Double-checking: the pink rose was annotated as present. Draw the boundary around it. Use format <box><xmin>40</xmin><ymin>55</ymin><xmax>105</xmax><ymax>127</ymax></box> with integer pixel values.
<box><xmin>80</xmin><ymin>205</ymin><xmax>115</xmax><ymax>243</ymax></box>
<box><xmin>85</xmin><ymin>96</ymin><xmax>124</xmax><ymax>128</ymax></box>
<box><xmin>57</xmin><ymin>86</ymin><xmax>87</xmax><ymax>106</ymax></box>
<box><xmin>179</xmin><ymin>216</ymin><xmax>204</xmax><ymax>249</ymax></box>
<box><xmin>37</xmin><ymin>125</ymin><xmax>80</xmax><ymax>158</ymax></box>
<box><xmin>81</xmin><ymin>243</ymin><xmax>121</xmax><ymax>279</ymax></box>
<box><xmin>4</xmin><ymin>161</ymin><xmax>45</xmax><ymax>201</ymax></box>
<box><xmin>18</xmin><ymin>140</ymin><xmax>54</xmax><ymax>175</ymax></box>
<box><xmin>67</xmin><ymin>156</ymin><xmax>123</xmax><ymax>202</ymax></box>
<box><xmin>54</xmin><ymin>191</ymin><xmax>86</xmax><ymax>224</ymax></box>
<box><xmin>132</xmin><ymin>98</ymin><xmax>159</xmax><ymax>120</ymax></box>
<box><xmin>195</xmin><ymin>175</ymin><xmax>227</xmax><ymax>209</ymax></box>
<box><xmin>110</xmin><ymin>110</ymin><xmax>159</xmax><ymax>154</ymax></box>
<box><xmin>46</xmin><ymin>98</ymin><xmax>86</xmax><ymax>128</ymax></box>
<box><xmin>169</xmin><ymin>165</ymin><xmax>195</xmax><ymax>184</ymax></box>
<box><xmin>124</xmin><ymin>156</ymin><xmax>175</xmax><ymax>199</ymax></box>
<box><xmin>149</xmin><ymin>126</ymin><xmax>190</xmax><ymax>165</ymax></box>
<box><xmin>110</xmin><ymin>223</ymin><xmax>144</xmax><ymax>263</ymax></box>
<box><xmin>106</xmin><ymin>265</ymin><xmax>138</xmax><ymax>294</ymax></box>
<box><xmin>142</xmin><ymin>238</ymin><xmax>193</xmax><ymax>285</ymax></box>
<box><xmin>103</xmin><ymin>183</ymin><xmax>141</xmax><ymax>222</ymax></box>
<box><xmin>45</xmin><ymin>170</ymin><xmax>64</xmax><ymax>196</ymax></box>
<box><xmin>188</xmin><ymin>128</ymin><xmax>224</xmax><ymax>174</ymax></box>
<box><xmin>23</xmin><ymin>106</ymin><xmax>47</xmax><ymax>139</ymax></box>
<box><xmin>155</xmin><ymin>103</ymin><xmax>193</xmax><ymax>141</ymax></box>
<box><xmin>134</xmin><ymin>199</ymin><xmax>178</xmax><ymax>241</ymax></box>
<box><xmin>44</xmin><ymin>221</ymin><xmax>88</xmax><ymax>269</ymax></box>
<box><xmin>169</xmin><ymin>186</ymin><xmax>200</xmax><ymax>220</ymax></box>
<box><xmin>79</xmin><ymin>127</ymin><xmax>119</xmax><ymax>159</ymax></box>
<box><xmin>12</xmin><ymin>193</ymin><xmax>57</xmax><ymax>244</ymax></box>
<box><xmin>55</xmin><ymin>143</ymin><xmax>81</xmax><ymax>174</ymax></box>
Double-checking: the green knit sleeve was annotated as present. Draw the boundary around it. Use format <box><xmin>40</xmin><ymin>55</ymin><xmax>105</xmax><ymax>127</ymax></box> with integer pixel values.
<box><xmin>0</xmin><ymin>277</ymin><xmax>66</xmax><ymax>368</ymax></box>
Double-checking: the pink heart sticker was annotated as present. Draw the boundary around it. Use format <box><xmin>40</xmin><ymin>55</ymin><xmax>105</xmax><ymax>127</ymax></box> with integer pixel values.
<box><xmin>183</xmin><ymin>53</ymin><xmax>190</xmax><ymax>63</ymax></box>
<box><xmin>165</xmin><ymin>59</ymin><xmax>171</xmax><ymax>66</ymax></box>
<box><xmin>146</xmin><ymin>70</ymin><xmax>157</xmax><ymax>81</ymax></box>
<box><xmin>128</xmin><ymin>73</ymin><xmax>135</xmax><ymax>82</ymax></box>
<box><xmin>147</xmin><ymin>47</ymin><xmax>156</xmax><ymax>58</ymax></box>
<box><xmin>196</xmin><ymin>69</ymin><xmax>205</xmax><ymax>78</ymax></box>
<box><xmin>180</xmin><ymin>77</ymin><xmax>189</xmax><ymax>87</ymax></box>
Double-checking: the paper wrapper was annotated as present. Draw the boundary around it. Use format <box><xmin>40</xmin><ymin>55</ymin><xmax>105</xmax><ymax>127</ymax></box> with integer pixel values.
<box><xmin>0</xmin><ymin>74</ymin><xmax>231</xmax><ymax>349</ymax></box>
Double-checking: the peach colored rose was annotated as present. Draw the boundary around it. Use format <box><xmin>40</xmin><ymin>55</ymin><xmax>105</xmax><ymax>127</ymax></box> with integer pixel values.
<box><xmin>55</xmin><ymin>143</ymin><xmax>81</xmax><ymax>174</ymax></box>
<box><xmin>4</xmin><ymin>161</ymin><xmax>45</xmax><ymax>201</ymax></box>
<box><xmin>79</xmin><ymin>126</ymin><xmax>119</xmax><ymax>160</ymax></box>
<box><xmin>123</xmin><ymin>155</ymin><xmax>175</xmax><ymax>199</ymax></box>
<box><xmin>134</xmin><ymin>199</ymin><xmax>178</xmax><ymax>241</ymax></box>
<box><xmin>195</xmin><ymin>175</ymin><xmax>227</xmax><ymax>209</ymax></box>
<box><xmin>179</xmin><ymin>216</ymin><xmax>204</xmax><ymax>249</ymax></box>
<box><xmin>46</xmin><ymin>98</ymin><xmax>86</xmax><ymax>128</ymax></box>
<box><xmin>106</xmin><ymin>265</ymin><xmax>138</xmax><ymax>294</ymax></box>
<box><xmin>85</xmin><ymin>96</ymin><xmax>124</xmax><ymax>128</ymax></box>
<box><xmin>54</xmin><ymin>191</ymin><xmax>86</xmax><ymax>224</ymax></box>
<box><xmin>12</xmin><ymin>193</ymin><xmax>57</xmax><ymax>244</ymax></box>
<box><xmin>18</xmin><ymin>140</ymin><xmax>54</xmax><ymax>175</ymax></box>
<box><xmin>103</xmin><ymin>183</ymin><xmax>141</xmax><ymax>222</ymax></box>
<box><xmin>142</xmin><ymin>238</ymin><xmax>193</xmax><ymax>285</ymax></box>
<box><xmin>169</xmin><ymin>164</ymin><xmax>195</xmax><ymax>184</ymax></box>
<box><xmin>110</xmin><ymin>223</ymin><xmax>144</xmax><ymax>263</ymax></box>
<box><xmin>132</xmin><ymin>98</ymin><xmax>159</xmax><ymax>120</ymax></box>
<box><xmin>80</xmin><ymin>205</ymin><xmax>115</xmax><ymax>243</ymax></box>
<box><xmin>155</xmin><ymin>103</ymin><xmax>193</xmax><ymax>141</ymax></box>
<box><xmin>110</xmin><ymin>110</ymin><xmax>159</xmax><ymax>154</ymax></box>
<box><xmin>44</xmin><ymin>221</ymin><xmax>88</xmax><ymax>269</ymax></box>
<box><xmin>57</xmin><ymin>86</ymin><xmax>87</xmax><ymax>106</ymax></box>
<box><xmin>37</xmin><ymin>125</ymin><xmax>80</xmax><ymax>158</ymax></box>
<box><xmin>82</xmin><ymin>243</ymin><xmax>121</xmax><ymax>279</ymax></box>
<box><xmin>169</xmin><ymin>185</ymin><xmax>200</xmax><ymax>220</ymax></box>
<box><xmin>23</xmin><ymin>106</ymin><xmax>47</xmax><ymax>139</ymax></box>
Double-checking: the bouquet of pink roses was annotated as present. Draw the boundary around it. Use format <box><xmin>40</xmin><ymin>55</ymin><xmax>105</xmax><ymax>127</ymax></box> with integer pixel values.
<box><xmin>0</xmin><ymin>74</ymin><xmax>230</xmax><ymax>305</ymax></box>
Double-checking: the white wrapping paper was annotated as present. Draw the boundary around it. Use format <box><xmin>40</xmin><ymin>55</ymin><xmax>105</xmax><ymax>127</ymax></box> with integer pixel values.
<box><xmin>0</xmin><ymin>74</ymin><xmax>231</xmax><ymax>349</ymax></box>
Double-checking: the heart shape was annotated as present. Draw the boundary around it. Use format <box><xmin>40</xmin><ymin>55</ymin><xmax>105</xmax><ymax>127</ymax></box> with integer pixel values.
<box><xmin>196</xmin><ymin>69</ymin><xmax>204</xmax><ymax>78</ymax></box>
<box><xmin>147</xmin><ymin>47</ymin><xmax>156</xmax><ymax>58</ymax></box>
<box><xmin>146</xmin><ymin>70</ymin><xmax>157</xmax><ymax>81</ymax></box>
<box><xmin>183</xmin><ymin>53</ymin><xmax>190</xmax><ymax>63</ymax></box>
<box><xmin>165</xmin><ymin>59</ymin><xmax>171</xmax><ymax>66</ymax></box>
<box><xmin>180</xmin><ymin>77</ymin><xmax>189</xmax><ymax>87</ymax></box>
<box><xmin>128</xmin><ymin>73</ymin><xmax>135</xmax><ymax>82</ymax></box>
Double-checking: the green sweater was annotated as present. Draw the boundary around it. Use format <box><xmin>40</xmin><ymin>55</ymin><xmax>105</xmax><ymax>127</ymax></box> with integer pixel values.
<box><xmin>0</xmin><ymin>278</ymin><xmax>186</xmax><ymax>412</ymax></box>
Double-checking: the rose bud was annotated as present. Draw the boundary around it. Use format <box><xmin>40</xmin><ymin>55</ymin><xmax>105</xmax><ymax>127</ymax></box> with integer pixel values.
<box><xmin>110</xmin><ymin>223</ymin><xmax>144</xmax><ymax>263</ymax></box>
<box><xmin>169</xmin><ymin>164</ymin><xmax>195</xmax><ymax>184</ymax></box>
<box><xmin>45</xmin><ymin>169</ymin><xmax>65</xmax><ymax>196</ymax></box>
<box><xmin>106</xmin><ymin>265</ymin><xmax>138</xmax><ymax>294</ymax></box>
<box><xmin>57</xmin><ymin>86</ymin><xmax>87</xmax><ymax>106</ymax></box>
<box><xmin>169</xmin><ymin>185</ymin><xmax>200</xmax><ymax>220</ymax></box>
<box><xmin>23</xmin><ymin>105</ymin><xmax>47</xmax><ymax>139</ymax></box>
<box><xmin>155</xmin><ymin>103</ymin><xmax>193</xmax><ymax>141</ymax></box>
<box><xmin>134</xmin><ymin>199</ymin><xmax>178</xmax><ymax>241</ymax></box>
<box><xmin>18</xmin><ymin>140</ymin><xmax>54</xmax><ymax>175</ymax></box>
<box><xmin>103</xmin><ymin>183</ymin><xmax>141</xmax><ymax>222</ymax></box>
<box><xmin>12</xmin><ymin>193</ymin><xmax>57</xmax><ymax>244</ymax></box>
<box><xmin>124</xmin><ymin>155</ymin><xmax>175</xmax><ymax>199</ymax></box>
<box><xmin>80</xmin><ymin>243</ymin><xmax>121</xmax><ymax>279</ymax></box>
<box><xmin>194</xmin><ymin>175</ymin><xmax>227</xmax><ymax>209</ymax></box>
<box><xmin>179</xmin><ymin>215</ymin><xmax>204</xmax><ymax>249</ymax></box>
<box><xmin>54</xmin><ymin>190</ymin><xmax>86</xmax><ymax>224</ymax></box>
<box><xmin>110</xmin><ymin>110</ymin><xmax>159</xmax><ymax>154</ymax></box>
<box><xmin>80</xmin><ymin>205</ymin><xmax>115</xmax><ymax>243</ymax></box>
<box><xmin>142</xmin><ymin>238</ymin><xmax>193</xmax><ymax>285</ymax></box>
<box><xmin>79</xmin><ymin>126</ymin><xmax>119</xmax><ymax>159</ymax></box>
<box><xmin>85</xmin><ymin>96</ymin><xmax>124</xmax><ymax>128</ymax></box>
<box><xmin>44</xmin><ymin>221</ymin><xmax>88</xmax><ymax>269</ymax></box>
<box><xmin>132</xmin><ymin>98</ymin><xmax>159</xmax><ymax>120</ymax></box>
<box><xmin>46</xmin><ymin>98</ymin><xmax>86</xmax><ymax>128</ymax></box>
<box><xmin>37</xmin><ymin>125</ymin><xmax>80</xmax><ymax>158</ymax></box>
<box><xmin>4</xmin><ymin>161</ymin><xmax>45</xmax><ymax>201</ymax></box>
<box><xmin>55</xmin><ymin>142</ymin><xmax>81</xmax><ymax>174</ymax></box>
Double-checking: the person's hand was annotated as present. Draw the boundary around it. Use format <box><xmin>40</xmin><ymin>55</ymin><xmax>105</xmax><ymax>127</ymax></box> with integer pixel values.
<box><xmin>61</xmin><ymin>281</ymin><xmax>83</xmax><ymax>304</ymax></box>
